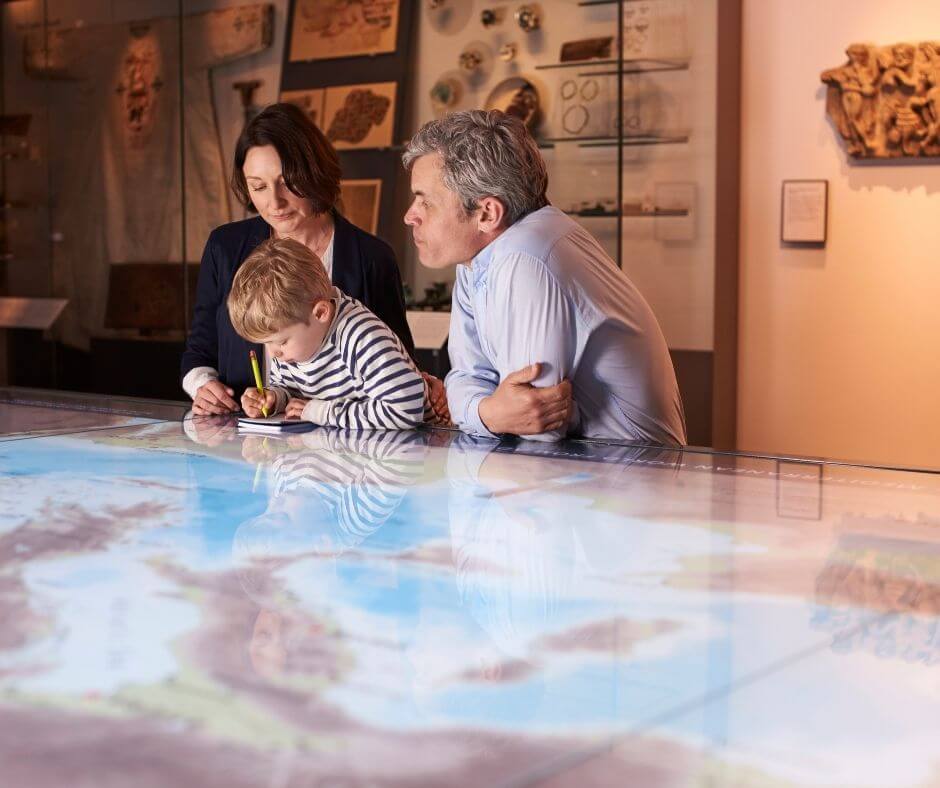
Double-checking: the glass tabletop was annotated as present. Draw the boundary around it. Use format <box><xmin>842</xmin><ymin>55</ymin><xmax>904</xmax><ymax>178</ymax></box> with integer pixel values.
<box><xmin>0</xmin><ymin>387</ymin><xmax>191</xmax><ymax>440</ymax></box>
<box><xmin>0</xmin><ymin>392</ymin><xmax>937</xmax><ymax>787</ymax></box>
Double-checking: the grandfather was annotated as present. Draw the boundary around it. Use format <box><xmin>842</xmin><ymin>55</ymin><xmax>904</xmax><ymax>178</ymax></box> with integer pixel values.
<box><xmin>402</xmin><ymin>110</ymin><xmax>686</xmax><ymax>445</ymax></box>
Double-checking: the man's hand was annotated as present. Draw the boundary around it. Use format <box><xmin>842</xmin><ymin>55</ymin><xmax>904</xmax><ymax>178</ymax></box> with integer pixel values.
<box><xmin>241</xmin><ymin>387</ymin><xmax>277</xmax><ymax>418</ymax></box>
<box><xmin>193</xmin><ymin>380</ymin><xmax>238</xmax><ymax>416</ymax></box>
<box><xmin>478</xmin><ymin>363</ymin><xmax>572</xmax><ymax>436</ymax></box>
<box><xmin>285</xmin><ymin>397</ymin><xmax>310</xmax><ymax>420</ymax></box>
<box><xmin>421</xmin><ymin>372</ymin><xmax>452</xmax><ymax>426</ymax></box>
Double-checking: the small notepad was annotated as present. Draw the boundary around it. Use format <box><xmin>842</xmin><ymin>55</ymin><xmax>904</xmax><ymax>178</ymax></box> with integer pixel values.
<box><xmin>236</xmin><ymin>416</ymin><xmax>316</xmax><ymax>434</ymax></box>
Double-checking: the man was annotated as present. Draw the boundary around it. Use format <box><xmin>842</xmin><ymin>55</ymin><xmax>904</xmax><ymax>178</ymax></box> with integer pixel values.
<box><xmin>402</xmin><ymin>110</ymin><xmax>686</xmax><ymax>446</ymax></box>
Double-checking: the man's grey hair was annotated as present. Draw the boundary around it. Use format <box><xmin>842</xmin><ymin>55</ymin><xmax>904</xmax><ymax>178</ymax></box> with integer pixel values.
<box><xmin>402</xmin><ymin>110</ymin><xmax>549</xmax><ymax>227</ymax></box>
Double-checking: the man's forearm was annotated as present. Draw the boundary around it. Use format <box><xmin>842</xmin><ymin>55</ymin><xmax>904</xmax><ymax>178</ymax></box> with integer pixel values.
<box><xmin>477</xmin><ymin>394</ymin><xmax>506</xmax><ymax>435</ymax></box>
<box><xmin>445</xmin><ymin>374</ymin><xmax>499</xmax><ymax>438</ymax></box>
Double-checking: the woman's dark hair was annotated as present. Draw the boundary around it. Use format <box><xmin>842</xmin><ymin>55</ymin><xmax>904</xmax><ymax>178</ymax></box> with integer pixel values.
<box><xmin>231</xmin><ymin>102</ymin><xmax>342</xmax><ymax>214</ymax></box>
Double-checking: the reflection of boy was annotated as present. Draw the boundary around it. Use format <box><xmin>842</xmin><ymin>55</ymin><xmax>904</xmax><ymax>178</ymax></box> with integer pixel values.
<box><xmin>228</xmin><ymin>237</ymin><xmax>444</xmax><ymax>429</ymax></box>
<box><xmin>266</xmin><ymin>429</ymin><xmax>429</xmax><ymax>547</ymax></box>
<box><xmin>233</xmin><ymin>430</ymin><xmax>428</xmax><ymax>678</ymax></box>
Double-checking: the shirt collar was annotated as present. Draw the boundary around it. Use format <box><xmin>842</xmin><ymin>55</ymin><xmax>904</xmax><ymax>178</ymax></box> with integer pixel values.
<box><xmin>469</xmin><ymin>241</ymin><xmax>495</xmax><ymax>288</ymax></box>
<box><xmin>466</xmin><ymin>205</ymin><xmax>551</xmax><ymax>288</ymax></box>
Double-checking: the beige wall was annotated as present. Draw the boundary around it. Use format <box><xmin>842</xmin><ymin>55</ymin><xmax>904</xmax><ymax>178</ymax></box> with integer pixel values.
<box><xmin>738</xmin><ymin>0</ymin><xmax>940</xmax><ymax>468</ymax></box>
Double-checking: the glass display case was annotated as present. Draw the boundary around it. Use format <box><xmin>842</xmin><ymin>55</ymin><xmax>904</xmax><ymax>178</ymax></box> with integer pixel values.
<box><xmin>1</xmin><ymin>0</ymin><xmax>740</xmax><ymax>447</ymax></box>
<box><xmin>0</xmin><ymin>0</ymin><xmax>283</xmax><ymax>398</ymax></box>
<box><xmin>410</xmin><ymin>0</ymin><xmax>739</xmax><ymax>447</ymax></box>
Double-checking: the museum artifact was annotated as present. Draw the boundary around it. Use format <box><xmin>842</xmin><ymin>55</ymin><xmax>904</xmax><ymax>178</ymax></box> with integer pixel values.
<box><xmin>484</xmin><ymin>76</ymin><xmax>540</xmax><ymax>129</ymax></box>
<box><xmin>562</xmin><ymin>104</ymin><xmax>589</xmax><ymax>135</ymax></box>
<box><xmin>514</xmin><ymin>4</ymin><xmax>540</xmax><ymax>33</ymax></box>
<box><xmin>21</xmin><ymin>4</ymin><xmax>273</xmax><ymax>349</ymax></box>
<box><xmin>480</xmin><ymin>8</ymin><xmax>502</xmax><ymax>28</ymax></box>
<box><xmin>499</xmin><ymin>42</ymin><xmax>517</xmax><ymax>62</ymax></box>
<box><xmin>560</xmin><ymin>36</ymin><xmax>613</xmax><ymax>63</ymax></box>
<box><xmin>323</xmin><ymin>82</ymin><xmax>396</xmax><ymax>149</ymax></box>
<box><xmin>289</xmin><ymin>0</ymin><xmax>400</xmax><ymax>62</ymax></box>
<box><xmin>821</xmin><ymin>41</ymin><xmax>940</xmax><ymax>158</ymax></box>
<box><xmin>280</xmin><ymin>88</ymin><xmax>326</xmax><ymax>127</ymax></box>
<box><xmin>430</xmin><ymin>77</ymin><xmax>462</xmax><ymax>113</ymax></box>
<box><xmin>233</xmin><ymin>79</ymin><xmax>263</xmax><ymax>127</ymax></box>
<box><xmin>459</xmin><ymin>46</ymin><xmax>484</xmax><ymax>73</ymax></box>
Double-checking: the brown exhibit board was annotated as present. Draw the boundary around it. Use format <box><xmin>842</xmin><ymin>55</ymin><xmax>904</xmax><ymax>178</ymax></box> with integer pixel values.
<box><xmin>279</xmin><ymin>87</ymin><xmax>326</xmax><ymax>128</ymax></box>
<box><xmin>339</xmin><ymin>179</ymin><xmax>382</xmax><ymax>234</ymax></box>
<box><xmin>289</xmin><ymin>0</ymin><xmax>400</xmax><ymax>62</ymax></box>
<box><xmin>280</xmin><ymin>1</ymin><xmax>417</xmax><ymax>258</ymax></box>
<box><xmin>323</xmin><ymin>82</ymin><xmax>396</xmax><ymax>150</ymax></box>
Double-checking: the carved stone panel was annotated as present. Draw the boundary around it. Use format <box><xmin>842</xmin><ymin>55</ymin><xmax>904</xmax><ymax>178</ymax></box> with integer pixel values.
<box><xmin>821</xmin><ymin>42</ymin><xmax>940</xmax><ymax>159</ymax></box>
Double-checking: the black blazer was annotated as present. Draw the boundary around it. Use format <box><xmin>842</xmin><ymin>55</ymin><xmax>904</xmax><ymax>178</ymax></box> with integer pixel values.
<box><xmin>181</xmin><ymin>212</ymin><xmax>414</xmax><ymax>396</ymax></box>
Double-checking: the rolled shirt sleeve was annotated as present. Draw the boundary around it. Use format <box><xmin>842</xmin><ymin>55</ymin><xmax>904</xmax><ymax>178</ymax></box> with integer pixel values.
<box><xmin>485</xmin><ymin>253</ymin><xmax>579</xmax><ymax>442</ymax></box>
<box><xmin>446</xmin><ymin>253</ymin><xmax>580</xmax><ymax>442</ymax></box>
<box><xmin>445</xmin><ymin>265</ymin><xmax>501</xmax><ymax>438</ymax></box>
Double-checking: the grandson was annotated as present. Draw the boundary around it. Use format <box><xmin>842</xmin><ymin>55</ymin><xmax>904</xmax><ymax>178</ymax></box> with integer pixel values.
<box><xmin>228</xmin><ymin>237</ymin><xmax>442</xmax><ymax>430</ymax></box>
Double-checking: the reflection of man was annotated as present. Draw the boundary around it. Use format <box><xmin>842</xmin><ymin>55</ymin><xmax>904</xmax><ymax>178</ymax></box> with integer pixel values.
<box><xmin>445</xmin><ymin>434</ymin><xmax>683</xmax><ymax>660</ymax></box>
<box><xmin>403</xmin><ymin>110</ymin><xmax>685</xmax><ymax>445</ymax></box>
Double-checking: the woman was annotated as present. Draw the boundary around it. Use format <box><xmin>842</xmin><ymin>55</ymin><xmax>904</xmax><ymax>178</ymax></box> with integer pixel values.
<box><xmin>181</xmin><ymin>102</ymin><xmax>414</xmax><ymax>415</ymax></box>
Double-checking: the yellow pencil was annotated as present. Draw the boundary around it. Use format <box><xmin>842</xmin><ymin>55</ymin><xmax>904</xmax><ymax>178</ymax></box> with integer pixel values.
<box><xmin>251</xmin><ymin>438</ymin><xmax>268</xmax><ymax>494</ymax></box>
<box><xmin>249</xmin><ymin>349</ymin><xmax>268</xmax><ymax>417</ymax></box>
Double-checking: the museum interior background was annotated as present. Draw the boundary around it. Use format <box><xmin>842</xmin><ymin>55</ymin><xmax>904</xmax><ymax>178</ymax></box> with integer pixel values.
<box><xmin>0</xmin><ymin>0</ymin><xmax>938</xmax><ymax>471</ymax></box>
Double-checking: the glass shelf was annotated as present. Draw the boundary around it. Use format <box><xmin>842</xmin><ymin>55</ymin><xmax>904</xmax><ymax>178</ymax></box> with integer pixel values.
<box><xmin>539</xmin><ymin>133</ymin><xmax>690</xmax><ymax>149</ymax></box>
<box><xmin>566</xmin><ymin>209</ymin><xmax>690</xmax><ymax>218</ymax></box>
<box><xmin>578</xmin><ymin>0</ymin><xmax>656</xmax><ymax>6</ymax></box>
<box><xmin>535</xmin><ymin>58</ymin><xmax>689</xmax><ymax>75</ymax></box>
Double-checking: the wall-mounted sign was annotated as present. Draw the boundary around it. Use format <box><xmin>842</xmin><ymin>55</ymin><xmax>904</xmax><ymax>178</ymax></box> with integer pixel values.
<box><xmin>781</xmin><ymin>180</ymin><xmax>828</xmax><ymax>245</ymax></box>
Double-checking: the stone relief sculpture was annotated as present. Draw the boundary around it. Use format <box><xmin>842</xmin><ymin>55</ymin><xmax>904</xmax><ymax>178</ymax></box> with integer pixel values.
<box><xmin>822</xmin><ymin>41</ymin><xmax>940</xmax><ymax>158</ymax></box>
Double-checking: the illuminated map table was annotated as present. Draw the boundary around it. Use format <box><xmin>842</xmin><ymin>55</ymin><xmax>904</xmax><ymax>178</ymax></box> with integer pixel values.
<box><xmin>0</xmin><ymin>388</ymin><xmax>938</xmax><ymax>787</ymax></box>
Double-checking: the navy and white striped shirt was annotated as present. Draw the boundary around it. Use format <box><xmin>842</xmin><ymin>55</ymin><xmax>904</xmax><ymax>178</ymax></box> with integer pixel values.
<box><xmin>269</xmin><ymin>290</ymin><xmax>427</xmax><ymax>430</ymax></box>
<box><xmin>270</xmin><ymin>430</ymin><xmax>427</xmax><ymax>548</ymax></box>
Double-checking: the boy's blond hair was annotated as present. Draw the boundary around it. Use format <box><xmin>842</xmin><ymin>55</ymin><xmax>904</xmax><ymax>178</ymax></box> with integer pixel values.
<box><xmin>227</xmin><ymin>237</ymin><xmax>333</xmax><ymax>342</ymax></box>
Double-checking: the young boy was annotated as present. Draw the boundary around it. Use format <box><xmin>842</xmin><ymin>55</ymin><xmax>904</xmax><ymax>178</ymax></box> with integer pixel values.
<box><xmin>227</xmin><ymin>237</ymin><xmax>444</xmax><ymax>430</ymax></box>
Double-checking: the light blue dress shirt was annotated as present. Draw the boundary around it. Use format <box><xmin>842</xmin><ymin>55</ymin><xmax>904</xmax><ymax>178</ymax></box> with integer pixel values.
<box><xmin>445</xmin><ymin>206</ymin><xmax>686</xmax><ymax>445</ymax></box>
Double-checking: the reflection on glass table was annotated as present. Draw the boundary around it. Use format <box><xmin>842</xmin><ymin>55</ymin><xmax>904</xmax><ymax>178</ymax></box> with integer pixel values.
<box><xmin>0</xmin><ymin>391</ymin><xmax>938</xmax><ymax>787</ymax></box>
<box><xmin>0</xmin><ymin>386</ymin><xmax>190</xmax><ymax>440</ymax></box>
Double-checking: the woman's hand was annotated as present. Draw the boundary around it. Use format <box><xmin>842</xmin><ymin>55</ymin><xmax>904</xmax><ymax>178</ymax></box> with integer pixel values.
<box><xmin>241</xmin><ymin>387</ymin><xmax>277</xmax><ymax>418</ymax></box>
<box><xmin>285</xmin><ymin>397</ymin><xmax>310</xmax><ymax>420</ymax></box>
<box><xmin>187</xmin><ymin>414</ymin><xmax>237</xmax><ymax>447</ymax></box>
<box><xmin>193</xmin><ymin>380</ymin><xmax>239</xmax><ymax>415</ymax></box>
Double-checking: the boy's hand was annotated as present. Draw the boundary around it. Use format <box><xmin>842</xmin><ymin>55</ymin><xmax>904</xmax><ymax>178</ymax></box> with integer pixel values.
<box><xmin>242</xmin><ymin>388</ymin><xmax>276</xmax><ymax>418</ymax></box>
<box><xmin>285</xmin><ymin>397</ymin><xmax>310</xmax><ymax>420</ymax></box>
<box><xmin>241</xmin><ymin>435</ymin><xmax>277</xmax><ymax>463</ymax></box>
<box><xmin>422</xmin><ymin>372</ymin><xmax>452</xmax><ymax>426</ymax></box>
